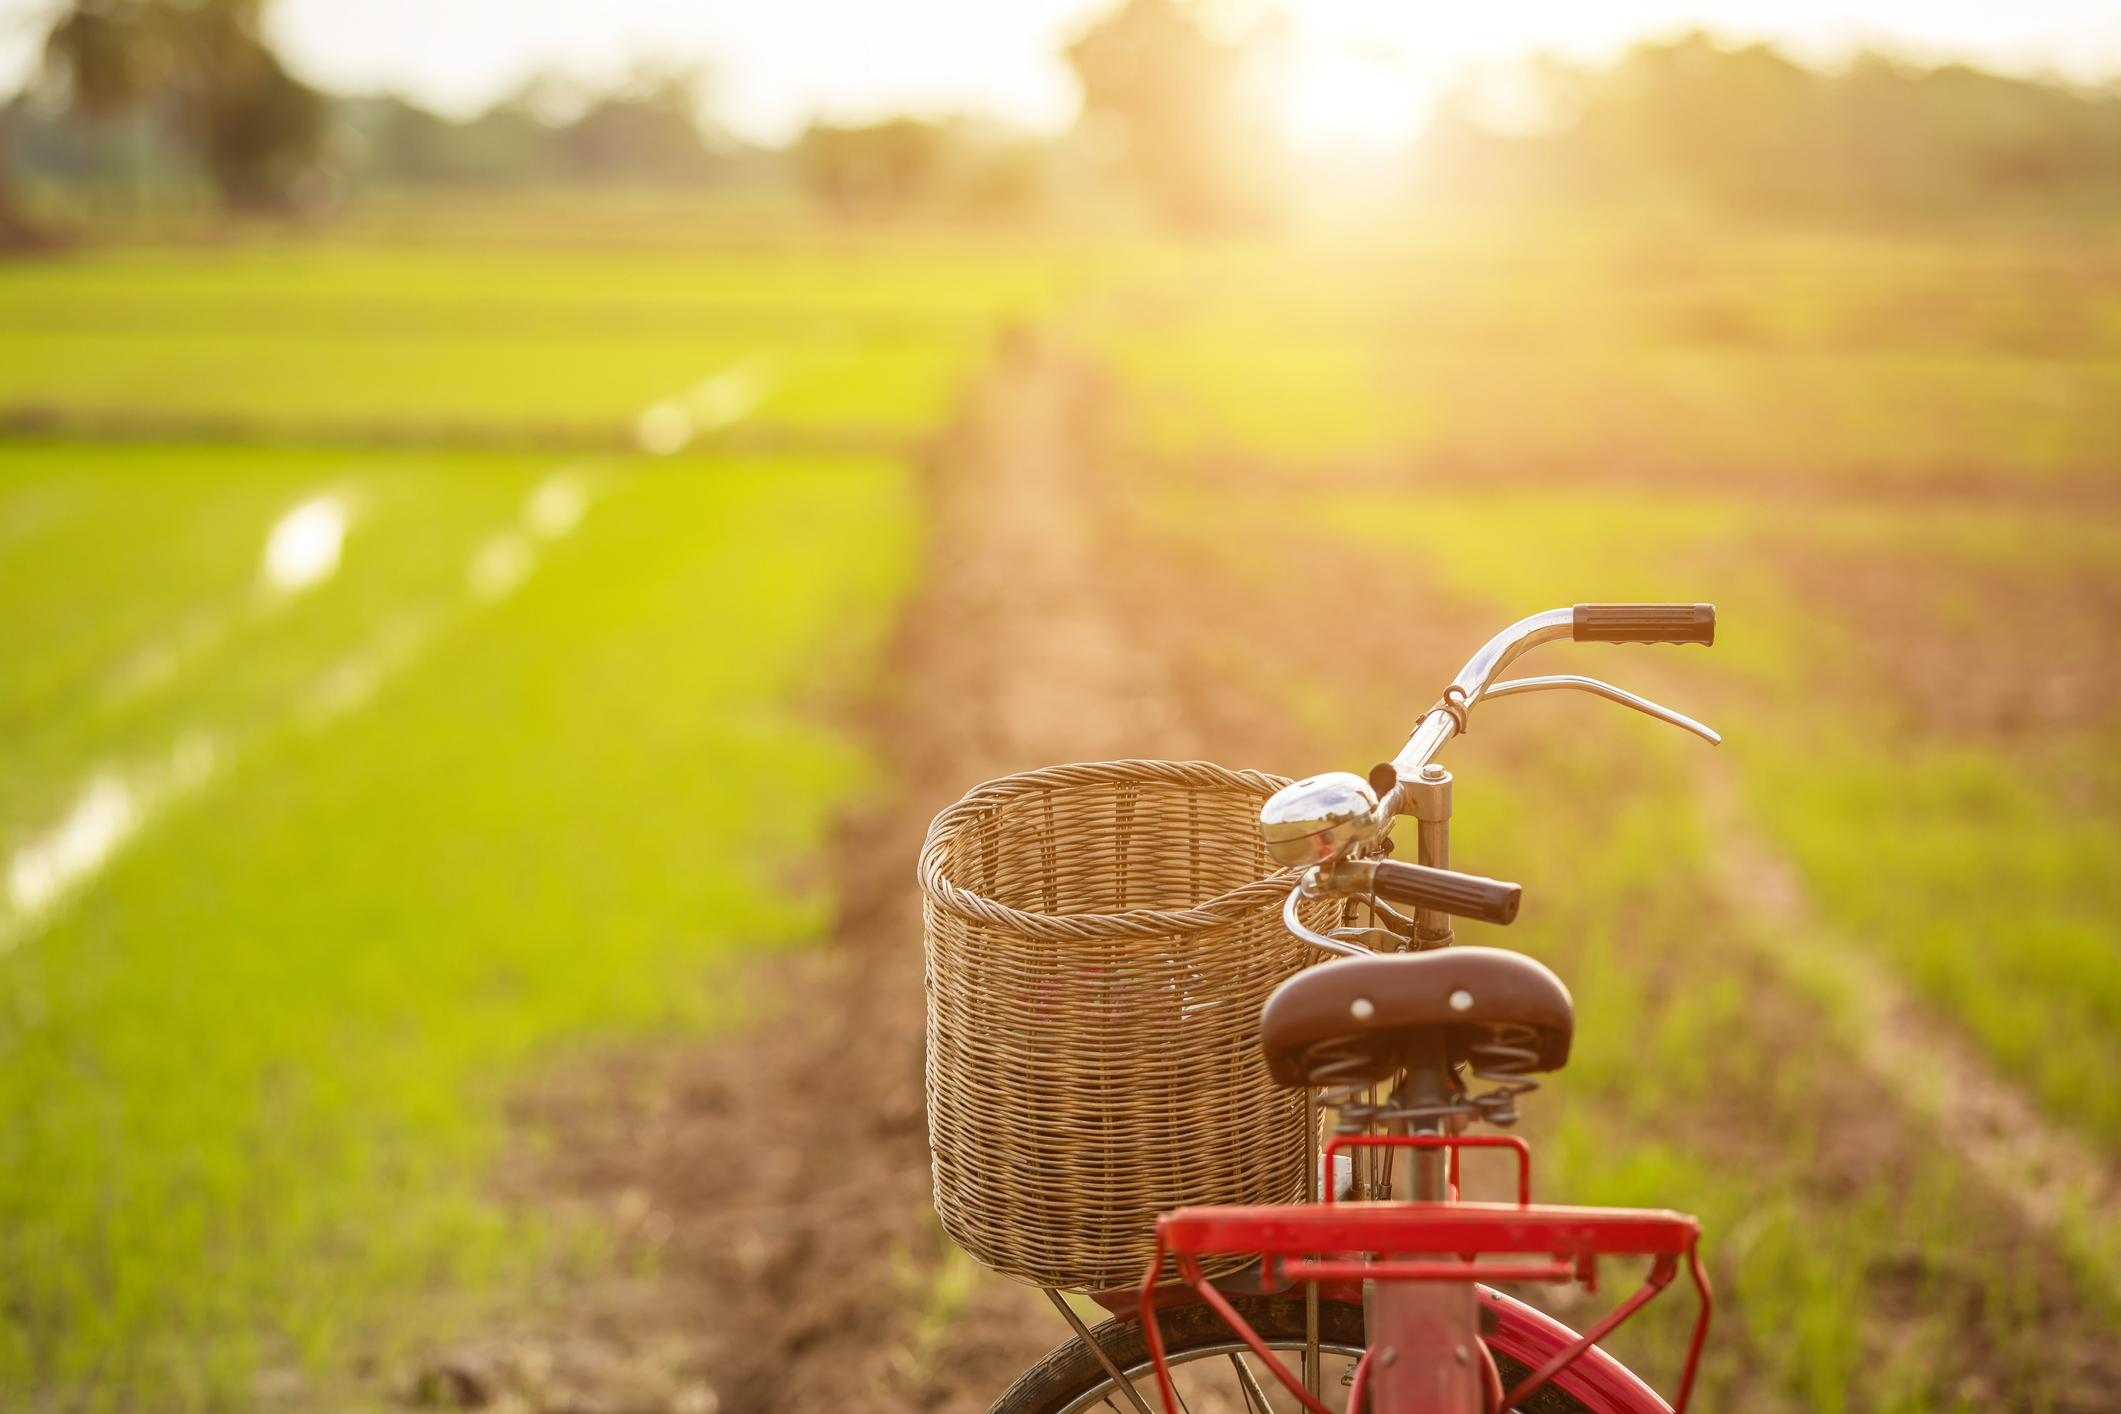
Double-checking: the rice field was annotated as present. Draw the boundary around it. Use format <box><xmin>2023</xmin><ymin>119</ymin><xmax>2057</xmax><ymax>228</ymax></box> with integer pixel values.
<box><xmin>5</xmin><ymin>201</ymin><xmax>2119</xmax><ymax>1410</ymax></box>
<box><xmin>0</xmin><ymin>222</ymin><xmax>1070</xmax><ymax>1404</ymax></box>
<box><xmin>1072</xmin><ymin>218</ymin><xmax>2121</xmax><ymax>483</ymax></box>
<box><xmin>0</xmin><ymin>439</ymin><xmax>922</xmax><ymax>1398</ymax></box>
<box><xmin>0</xmin><ymin>237</ymin><xmax>1064</xmax><ymax>444</ymax></box>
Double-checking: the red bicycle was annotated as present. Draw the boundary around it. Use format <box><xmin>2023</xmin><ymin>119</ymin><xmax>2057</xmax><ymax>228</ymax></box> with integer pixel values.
<box><xmin>983</xmin><ymin>604</ymin><xmax>1721</xmax><ymax>1414</ymax></box>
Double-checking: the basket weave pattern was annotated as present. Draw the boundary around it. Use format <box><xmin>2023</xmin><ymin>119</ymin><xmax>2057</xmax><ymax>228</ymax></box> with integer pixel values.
<box><xmin>920</xmin><ymin>760</ymin><xmax>1335</xmax><ymax>1291</ymax></box>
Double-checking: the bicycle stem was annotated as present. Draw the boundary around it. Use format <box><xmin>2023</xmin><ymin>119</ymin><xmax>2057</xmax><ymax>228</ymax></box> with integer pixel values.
<box><xmin>1363</xmin><ymin>609</ymin><xmax>1571</xmax><ymax>947</ymax></box>
<box><xmin>1398</xmin><ymin>763</ymin><xmax>1455</xmax><ymax>947</ymax></box>
<box><xmin>1380</xmin><ymin>608</ymin><xmax>1575</xmax><ymax>820</ymax></box>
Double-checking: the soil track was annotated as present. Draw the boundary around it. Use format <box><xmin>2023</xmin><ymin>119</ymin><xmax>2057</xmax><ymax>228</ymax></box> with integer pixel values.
<box><xmin>419</xmin><ymin>338</ymin><xmax>1327</xmax><ymax>1414</ymax></box>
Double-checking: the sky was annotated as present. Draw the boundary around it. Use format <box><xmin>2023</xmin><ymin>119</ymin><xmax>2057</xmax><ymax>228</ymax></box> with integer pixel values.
<box><xmin>4</xmin><ymin>0</ymin><xmax>2120</xmax><ymax>150</ymax></box>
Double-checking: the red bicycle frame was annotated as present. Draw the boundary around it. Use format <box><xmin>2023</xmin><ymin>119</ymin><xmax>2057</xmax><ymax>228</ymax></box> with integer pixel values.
<box><xmin>1137</xmin><ymin>1134</ymin><xmax>1712</xmax><ymax>1414</ymax></box>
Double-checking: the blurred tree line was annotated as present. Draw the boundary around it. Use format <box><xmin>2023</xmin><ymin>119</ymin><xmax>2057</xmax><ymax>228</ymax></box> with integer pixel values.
<box><xmin>10</xmin><ymin>11</ymin><xmax>729</xmax><ymax>209</ymax></box>
<box><xmin>18</xmin><ymin>0</ymin><xmax>322</xmax><ymax>211</ymax></box>
<box><xmin>790</xmin><ymin>118</ymin><xmax>1050</xmax><ymax>218</ymax></box>
<box><xmin>6</xmin><ymin>2</ymin><xmax>2119</xmax><ymax>236</ymax></box>
<box><xmin>1421</xmin><ymin>33</ymin><xmax>2121</xmax><ymax>216</ymax></box>
<box><xmin>0</xmin><ymin>0</ymin><xmax>321</xmax><ymax>240</ymax></box>
<box><xmin>340</xmin><ymin>71</ymin><xmax>722</xmax><ymax>188</ymax></box>
<box><xmin>788</xmin><ymin>0</ymin><xmax>1279</xmax><ymax>225</ymax></box>
<box><xmin>1</xmin><ymin>0</ymin><xmax>1271</xmax><ymax>230</ymax></box>
<box><xmin>1063</xmin><ymin>0</ymin><xmax>1282</xmax><ymax>228</ymax></box>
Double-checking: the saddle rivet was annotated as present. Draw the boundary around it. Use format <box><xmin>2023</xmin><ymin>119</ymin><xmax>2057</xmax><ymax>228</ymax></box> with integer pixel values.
<box><xmin>1350</xmin><ymin>998</ymin><xmax>1375</xmax><ymax>1020</ymax></box>
<box><xmin>1449</xmin><ymin>989</ymin><xmax>1474</xmax><ymax>1012</ymax></box>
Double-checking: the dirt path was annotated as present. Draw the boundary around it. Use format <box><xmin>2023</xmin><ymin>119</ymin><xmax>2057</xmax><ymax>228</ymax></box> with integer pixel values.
<box><xmin>418</xmin><ymin>340</ymin><xmax>1268</xmax><ymax>1414</ymax></box>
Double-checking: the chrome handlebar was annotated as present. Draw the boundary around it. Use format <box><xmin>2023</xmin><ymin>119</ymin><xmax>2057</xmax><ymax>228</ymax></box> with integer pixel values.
<box><xmin>1264</xmin><ymin>603</ymin><xmax>1719</xmax><ymax>957</ymax></box>
<box><xmin>1378</xmin><ymin>605</ymin><xmax>1717</xmax><ymax>820</ymax></box>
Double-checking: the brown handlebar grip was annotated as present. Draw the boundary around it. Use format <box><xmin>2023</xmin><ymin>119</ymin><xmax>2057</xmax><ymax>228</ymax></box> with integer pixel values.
<box><xmin>1370</xmin><ymin>861</ymin><xmax>1521</xmax><ymax>926</ymax></box>
<box><xmin>1572</xmin><ymin>603</ymin><xmax>1715</xmax><ymax>645</ymax></box>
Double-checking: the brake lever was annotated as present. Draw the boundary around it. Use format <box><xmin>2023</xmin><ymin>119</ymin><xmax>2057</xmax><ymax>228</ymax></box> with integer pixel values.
<box><xmin>1481</xmin><ymin>674</ymin><xmax>1721</xmax><ymax>745</ymax></box>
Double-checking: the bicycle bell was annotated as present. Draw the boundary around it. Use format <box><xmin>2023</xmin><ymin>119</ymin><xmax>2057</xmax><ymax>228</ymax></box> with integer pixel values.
<box><xmin>1259</xmin><ymin>771</ymin><xmax>1387</xmax><ymax>867</ymax></box>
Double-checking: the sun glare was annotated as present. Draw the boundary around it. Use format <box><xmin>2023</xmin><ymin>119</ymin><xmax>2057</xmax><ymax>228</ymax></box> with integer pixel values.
<box><xmin>261</xmin><ymin>494</ymin><xmax>349</xmax><ymax>595</ymax></box>
<box><xmin>1280</xmin><ymin>42</ymin><xmax>1429</xmax><ymax>152</ymax></box>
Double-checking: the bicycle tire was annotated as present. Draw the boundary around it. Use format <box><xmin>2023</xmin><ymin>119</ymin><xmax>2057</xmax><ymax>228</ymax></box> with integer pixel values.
<box><xmin>986</xmin><ymin>1296</ymin><xmax>1593</xmax><ymax>1414</ymax></box>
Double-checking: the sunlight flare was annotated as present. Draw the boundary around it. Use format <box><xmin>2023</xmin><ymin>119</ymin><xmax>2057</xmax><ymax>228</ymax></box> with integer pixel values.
<box><xmin>261</xmin><ymin>494</ymin><xmax>349</xmax><ymax>595</ymax></box>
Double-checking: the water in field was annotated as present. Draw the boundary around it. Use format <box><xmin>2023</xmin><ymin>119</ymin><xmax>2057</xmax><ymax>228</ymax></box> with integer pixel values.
<box><xmin>0</xmin><ymin>433</ymin><xmax>919</xmax><ymax>1396</ymax></box>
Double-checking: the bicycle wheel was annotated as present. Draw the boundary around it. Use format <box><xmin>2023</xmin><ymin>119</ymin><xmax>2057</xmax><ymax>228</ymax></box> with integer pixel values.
<box><xmin>988</xmin><ymin>1296</ymin><xmax>1600</xmax><ymax>1414</ymax></box>
<box><xmin>989</xmin><ymin>1296</ymin><xmax>1365</xmax><ymax>1414</ymax></box>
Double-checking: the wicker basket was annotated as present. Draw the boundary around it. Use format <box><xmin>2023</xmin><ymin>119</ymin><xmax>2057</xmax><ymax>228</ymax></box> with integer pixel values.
<box><xmin>919</xmin><ymin>760</ymin><xmax>1337</xmax><ymax>1292</ymax></box>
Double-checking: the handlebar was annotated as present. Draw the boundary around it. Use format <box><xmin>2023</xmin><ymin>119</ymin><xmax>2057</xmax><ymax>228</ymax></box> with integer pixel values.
<box><xmin>1341</xmin><ymin>858</ymin><xmax>1521</xmax><ymax>925</ymax></box>
<box><xmin>1379</xmin><ymin>604</ymin><xmax>1717</xmax><ymax>820</ymax></box>
<box><xmin>1263</xmin><ymin>603</ymin><xmax>1718</xmax><ymax>958</ymax></box>
<box><xmin>1573</xmin><ymin>603</ymin><xmax>1715</xmax><ymax>644</ymax></box>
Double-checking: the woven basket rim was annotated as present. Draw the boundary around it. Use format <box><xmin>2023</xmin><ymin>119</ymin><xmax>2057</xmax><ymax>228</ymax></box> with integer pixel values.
<box><xmin>917</xmin><ymin>758</ymin><xmax>1300</xmax><ymax>941</ymax></box>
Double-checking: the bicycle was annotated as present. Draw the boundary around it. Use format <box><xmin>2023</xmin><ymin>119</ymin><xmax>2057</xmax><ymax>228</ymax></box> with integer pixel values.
<box><xmin>925</xmin><ymin>604</ymin><xmax>1721</xmax><ymax>1414</ymax></box>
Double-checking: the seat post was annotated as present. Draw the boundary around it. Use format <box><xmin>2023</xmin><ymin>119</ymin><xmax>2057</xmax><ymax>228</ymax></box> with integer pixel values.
<box><xmin>1395</xmin><ymin>1031</ymin><xmax>1453</xmax><ymax>1201</ymax></box>
<box><xmin>1404</xmin><ymin>764</ymin><xmax>1456</xmax><ymax>948</ymax></box>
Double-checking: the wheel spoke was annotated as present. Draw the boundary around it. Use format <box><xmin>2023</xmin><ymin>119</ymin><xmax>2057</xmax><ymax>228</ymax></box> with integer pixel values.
<box><xmin>1044</xmin><ymin>1329</ymin><xmax>1366</xmax><ymax>1414</ymax></box>
<box><xmin>1230</xmin><ymin>1352</ymin><xmax>1274</xmax><ymax>1414</ymax></box>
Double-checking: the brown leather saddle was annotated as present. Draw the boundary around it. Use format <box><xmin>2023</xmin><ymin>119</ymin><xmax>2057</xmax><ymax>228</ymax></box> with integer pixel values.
<box><xmin>1259</xmin><ymin>946</ymin><xmax>1574</xmax><ymax>1088</ymax></box>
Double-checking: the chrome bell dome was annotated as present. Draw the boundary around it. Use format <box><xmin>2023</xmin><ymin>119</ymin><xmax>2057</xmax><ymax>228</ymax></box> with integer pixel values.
<box><xmin>1258</xmin><ymin>771</ymin><xmax>1386</xmax><ymax>868</ymax></box>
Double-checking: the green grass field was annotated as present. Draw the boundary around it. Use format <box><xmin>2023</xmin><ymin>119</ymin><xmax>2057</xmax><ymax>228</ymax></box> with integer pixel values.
<box><xmin>0</xmin><ymin>239</ymin><xmax>1066</xmax><ymax>443</ymax></box>
<box><xmin>5</xmin><ymin>202</ymin><xmax>2119</xmax><ymax>1410</ymax></box>
<box><xmin>0</xmin><ymin>440</ymin><xmax>917</xmax><ymax>1400</ymax></box>
<box><xmin>0</xmin><ymin>223</ymin><xmax>1076</xmax><ymax>1403</ymax></box>
<box><xmin>1072</xmin><ymin>219</ymin><xmax>2121</xmax><ymax>483</ymax></box>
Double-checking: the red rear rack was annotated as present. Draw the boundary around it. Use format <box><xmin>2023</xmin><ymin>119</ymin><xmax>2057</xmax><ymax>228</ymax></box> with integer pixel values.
<box><xmin>1138</xmin><ymin>1134</ymin><xmax>1711</xmax><ymax>1414</ymax></box>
